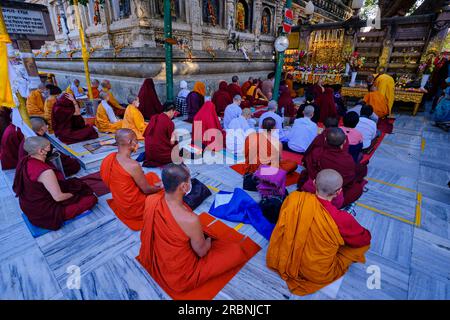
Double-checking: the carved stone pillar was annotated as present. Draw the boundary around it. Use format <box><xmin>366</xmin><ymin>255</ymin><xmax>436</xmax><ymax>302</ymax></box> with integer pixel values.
<box><xmin>130</xmin><ymin>0</ymin><xmax>156</xmax><ymax>47</ymax></box>
<box><xmin>253</xmin><ymin>0</ymin><xmax>262</xmax><ymax>52</ymax></box>
<box><xmin>190</xmin><ymin>0</ymin><xmax>203</xmax><ymax>50</ymax></box>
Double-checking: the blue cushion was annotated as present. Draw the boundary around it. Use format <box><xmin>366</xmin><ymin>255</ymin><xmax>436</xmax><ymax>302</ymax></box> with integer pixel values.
<box><xmin>21</xmin><ymin>210</ymin><xmax>93</xmax><ymax>238</ymax></box>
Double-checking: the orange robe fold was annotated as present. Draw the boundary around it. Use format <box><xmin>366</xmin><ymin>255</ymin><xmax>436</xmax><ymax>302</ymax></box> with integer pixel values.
<box><xmin>122</xmin><ymin>104</ymin><xmax>147</xmax><ymax>140</ymax></box>
<box><xmin>44</xmin><ymin>95</ymin><xmax>57</xmax><ymax>133</ymax></box>
<box><xmin>26</xmin><ymin>89</ymin><xmax>45</xmax><ymax>117</ymax></box>
<box><xmin>102</xmin><ymin>88</ymin><xmax>123</xmax><ymax>111</ymax></box>
<box><xmin>95</xmin><ymin>102</ymin><xmax>123</xmax><ymax>133</ymax></box>
<box><xmin>100</xmin><ymin>152</ymin><xmax>160</xmax><ymax>231</ymax></box>
<box><xmin>267</xmin><ymin>191</ymin><xmax>369</xmax><ymax>296</ymax></box>
<box><xmin>244</xmin><ymin>132</ymin><xmax>297</xmax><ymax>174</ymax></box>
<box><xmin>92</xmin><ymin>87</ymin><xmax>100</xmax><ymax>99</ymax></box>
<box><xmin>137</xmin><ymin>194</ymin><xmax>260</xmax><ymax>299</ymax></box>
<box><xmin>373</xmin><ymin>74</ymin><xmax>395</xmax><ymax>114</ymax></box>
<box><xmin>65</xmin><ymin>85</ymin><xmax>84</xmax><ymax>96</ymax></box>
<box><xmin>364</xmin><ymin>91</ymin><xmax>389</xmax><ymax>118</ymax></box>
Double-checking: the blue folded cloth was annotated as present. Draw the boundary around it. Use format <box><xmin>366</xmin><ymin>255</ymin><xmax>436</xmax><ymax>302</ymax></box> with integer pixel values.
<box><xmin>21</xmin><ymin>210</ymin><xmax>93</xmax><ymax>238</ymax></box>
<box><xmin>209</xmin><ymin>188</ymin><xmax>275</xmax><ymax>240</ymax></box>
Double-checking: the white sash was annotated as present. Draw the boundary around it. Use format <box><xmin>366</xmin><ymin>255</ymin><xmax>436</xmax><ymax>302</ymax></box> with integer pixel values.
<box><xmin>102</xmin><ymin>100</ymin><xmax>119</xmax><ymax>123</ymax></box>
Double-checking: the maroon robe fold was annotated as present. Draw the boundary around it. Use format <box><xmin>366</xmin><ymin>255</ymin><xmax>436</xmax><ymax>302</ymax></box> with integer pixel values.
<box><xmin>212</xmin><ymin>81</ymin><xmax>232</xmax><ymax>117</ymax></box>
<box><xmin>186</xmin><ymin>91</ymin><xmax>205</xmax><ymax>123</ymax></box>
<box><xmin>301</xmin><ymin>143</ymin><xmax>367</xmax><ymax>207</ymax></box>
<box><xmin>227</xmin><ymin>83</ymin><xmax>243</xmax><ymax>98</ymax></box>
<box><xmin>52</xmin><ymin>96</ymin><xmax>98</xmax><ymax>144</ymax></box>
<box><xmin>13</xmin><ymin>157</ymin><xmax>97</xmax><ymax>230</ymax></box>
<box><xmin>138</xmin><ymin>78</ymin><xmax>163</xmax><ymax>120</ymax></box>
<box><xmin>1</xmin><ymin>124</ymin><xmax>24</xmax><ymax>170</ymax></box>
<box><xmin>143</xmin><ymin>112</ymin><xmax>176</xmax><ymax>167</ymax></box>
<box><xmin>18</xmin><ymin>139</ymin><xmax>81</xmax><ymax>176</ymax></box>
<box><xmin>0</xmin><ymin>107</ymin><xmax>12</xmax><ymax>150</ymax></box>
<box><xmin>312</xmin><ymin>85</ymin><xmax>338</xmax><ymax>123</ymax></box>
<box><xmin>278</xmin><ymin>86</ymin><xmax>296</xmax><ymax>118</ymax></box>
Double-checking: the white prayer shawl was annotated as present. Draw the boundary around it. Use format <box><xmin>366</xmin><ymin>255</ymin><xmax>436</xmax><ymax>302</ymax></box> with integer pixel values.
<box><xmin>226</xmin><ymin>116</ymin><xmax>255</xmax><ymax>155</ymax></box>
<box><xmin>71</xmin><ymin>83</ymin><xmax>83</xmax><ymax>98</ymax></box>
<box><xmin>177</xmin><ymin>88</ymin><xmax>190</xmax><ymax>99</ymax></box>
<box><xmin>101</xmin><ymin>100</ymin><xmax>119</xmax><ymax>123</ymax></box>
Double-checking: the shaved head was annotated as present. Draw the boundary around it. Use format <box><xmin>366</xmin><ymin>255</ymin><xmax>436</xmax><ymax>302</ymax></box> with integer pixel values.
<box><xmin>315</xmin><ymin>169</ymin><xmax>343</xmax><ymax>197</ymax></box>
<box><xmin>24</xmin><ymin>136</ymin><xmax>50</xmax><ymax>155</ymax></box>
<box><xmin>30</xmin><ymin>117</ymin><xmax>48</xmax><ymax>135</ymax></box>
<box><xmin>326</xmin><ymin>127</ymin><xmax>346</xmax><ymax>147</ymax></box>
<box><xmin>162</xmin><ymin>163</ymin><xmax>190</xmax><ymax>194</ymax></box>
<box><xmin>115</xmin><ymin>128</ymin><xmax>136</xmax><ymax>146</ymax></box>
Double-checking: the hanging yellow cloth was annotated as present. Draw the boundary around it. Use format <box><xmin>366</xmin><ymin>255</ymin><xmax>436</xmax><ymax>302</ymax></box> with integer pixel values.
<box><xmin>0</xmin><ymin>34</ymin><xmax>14</xmax><ymax>108</ymax></box>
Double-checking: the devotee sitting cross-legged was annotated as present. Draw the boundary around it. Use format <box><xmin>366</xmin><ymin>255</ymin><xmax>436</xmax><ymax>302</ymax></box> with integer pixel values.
<box><xmin>122</xmin><ymin>94</ymin><xmax>147</xmax><ymax>140</ymax></box>
<box><xmin>226</xmin><ymin>108</ymin><xmax>255</xmax><ymax>156</ymax></box>
<box><xmin>52</xmin><ymin>93</ymin><xmax>98</xmax><ymax>144</ymax></box>
<box><xmin>18</xmin><ymin>118</ymin><xmax>81</xmax><ymax>176</ymax></box>
<box><xmin>137</xmin><ymin>163</ymin><xmax>254</xmax><ymax>297</ymax></box>
<box><xmin>65</xmin><ymin>79</ymin><xmax>85</xmax><ymax>98</ymax></box>
<box><xmin>355</xmin><ymin>105</ymin><xmax>379</xmax><ymax>153</ymax></box>
<box><xmin>95</xmin><ymin>91</ymin><xmax>124</xmax><ymax>133</ymax></box>
<box><xmin>299</xmin><ymin>128</ymin><xmax>368</xmax><ymax>208</ymax></box>
<box><xmin>43</xmin><ymin>84</ymin><xmax>62</xmax><ymax>133</ymax></box>
<box><xmin>13</xmin><ymin>136</ymin><xmax>97</xmax><ymax>230</ymax></box>
<box><xmin>340</xmin><ymin>111</ymin><xmax>364</xmax><ymax>163</ymax></box>
<box><xmin>259</xmin><ymin>100</ymin><xmax>286</xmax><ymax>141</ymax></box>
<box><xmin>223</xmin><ymin>95</ymin><xmax>243</xmax><ymax>129</ymax></box>
<box><xmin>100</xmin><ymin>129</ymin><xmax>162</xmax><ymax>231</ymax></box>
<box><xmin>1</xmin><ymin>122</ymin><xmax>24</xmax><ymax>170</ymax></box>
<box><xmin>91</xmin><ymin>79</ymin><xmax>100</xmax><ymax>99</ymax></box>
<box><xmin>143</xmin><ymin>102</ymin><xmax>181</xmax><ymax>167</ymax></box>
<box><xmin>26</xmin><ymin>83</ymin><xmax>48</xmax><ymax>117</ymax></box>
<box><xmin>101</xmin><ymin>79</ymin><xmax>126</xmax><ymax>117</ymax></box>
<box><xmin>212</xmin><ymin>81</ymin><xmax>232</xmax><ymax>118</ymax></box>
<box><xmin>363</xmin><ymin>84</ymin><xmax>390</xmax><ymax>119</ymax></box>
<box><xmin>283</xmin><ymin>106</ymin><xmax>318</xmax><ymax>154</ymax></box>
<box><xmin>244</xmin><ymin>117</ymin><xmax>297</xmax><ymax>175</ymax></box>
<box><xmin>267</xmin><ymin>169</ymin><xmax>371</xmax><ymax>296</ymax></box>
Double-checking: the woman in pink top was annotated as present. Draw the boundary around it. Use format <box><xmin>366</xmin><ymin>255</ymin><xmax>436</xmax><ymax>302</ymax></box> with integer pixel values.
<box><xmin>340</xmin><ymin>111</ymin><xmax>363</xmax><ymax>163</ymax></box>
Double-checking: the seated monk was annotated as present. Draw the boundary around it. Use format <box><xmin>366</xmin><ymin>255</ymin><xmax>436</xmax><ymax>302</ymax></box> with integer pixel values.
<box><xmin>13</xmin><ymin>136</ymin><xmax>97</xmax><ymax>230</ymax></box>
<box><xmin>26</xmin><ymin>83</ymin><xmax>47</xmax><ymax>117</ymax></box>
<box><xmin>363</xmin><ymin>85</ymin><xmax>390</xmax><ymax>118</ymax></box>
<box><xmin>1</xmin><ymin>123</ymin><xmax>24</xmax><ymax>170</ymax></box>
<box><xmin>91</xmin><ymin>79</ymin><xmax>100</xmax><ymax>99</ymax></box>
<box><xmin>95</xmin><ymin>91</ymin><xmax>124</xmax><ymax>133</ymax></box>
<box><xmin>122</xmin><ymin>94</ymin><xmax>147</xmax><ymax>140</ymax></box>
<box><xmin>65</xmin><ymin>79</ymin><xmax>85</xmax><ymax>98</ymax></box>
<box><xmin>0</xmin><ymin>107</ymin><xmax>12</xmax><ymax>149</ymax></box>
<box><xmin>244</xmin><ymin>117</ymin><xmax>297</xmax><ymax>174</ymax></box>
<box><xmin>191</xmin><ymin>101</ymin><xmax>225</xmax><ymax>152</ymax></box>
<box><xmin>267</xmin><ymin>169</ymin><xmax>371</xmax><ymax>296</ymax></box>
<box><xmin>299</xmin><ymin>128</ymin><xmax>367</xmax><ymax>208</ymax></box>
<box><xmin>43</xmin><ymin>84</ymin><xmax>62</xmax><ymax>133</ymax></box>
<box><xmin>18</xmin><ymin>118</ymin><xmax>80</xmax><ymax>176</ymax></box>
<box><xmin>101</xmin><ymin>79</ymin><xmax>125</xmax><ymax>117</ymax></box>
<box><xmin>52</xmin><ymin>93</ymin><xmax>98</xmax><ymax>144</ymax></box>
<box><xmin>137</xmin><ymin>163</ymin><xmax>254</xmax><ymax>297</ymax></box>
<box><xmin>143</xmin><ymin>102</ymin><xmax>181</xmax><ymax>167</ymax></box>
<box><xmin>100</xmin><ymin>129</ymin><xmax>162</xmax><ymax>231</ymax></box>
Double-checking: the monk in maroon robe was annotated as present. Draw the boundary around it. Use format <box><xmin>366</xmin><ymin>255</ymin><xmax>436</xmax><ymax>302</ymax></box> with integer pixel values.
<box><xmin>299</xmin><ymin>127</ymin><xmax>367</xmax><ymax>207</ymax></box>
<box><xmin>144</xmin><ymin>102</ymin><xmax>180</xmax><ymax>167</ymax></box>
<box><xmin>138</xmin><ymin>78</ymin><xmax>163</xmax><ymax>120</ymax></box>
<box><xmin>0</xmin><ymin>107</ymin><xmax>12</xmax><ymax>149</ymax></box>
<box><xmin>1</xmin><ymin>123</ymin><xmax>24</xmax><ymax>170</ymax></box>
<box><xmin>212</xmin><ymin>81</ymin><xmax>232</xmax><ymax>117</ymax></box>
<box><xmin>52</xmin><ymin>93</ymin><xmax>98</xmax><ymax>144</ymax></box>
<box><xmin>227</xmin><ymin>76</ymin><xmax>244</xmax><ymax>98</ymax></box>
<box><xmin>278</xmin><ymin>81</ymin><xmax>296</xmax><ymax>119</ymax></box>
<box><xmin>13</xmin><ymin>136</ymin><xmax>97</xmax><ymax>230</ymax></box>
<box><xmin>18</xmin><ymin>118</ymin><xmax>80</xmax><ymax>176</ymax></box>
<box><xmin>312</xmin><ymin>81</ymin><xmax>338</xmax><ymax>123</ymax></box>
<box><xmin>186</xmin><ymin>82</ymin><xmax>206</xmax><ymax>123</ymax></box>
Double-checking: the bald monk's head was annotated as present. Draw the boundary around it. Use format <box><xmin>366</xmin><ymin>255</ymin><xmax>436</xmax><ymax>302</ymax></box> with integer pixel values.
<box><xmin>115</xmin><ymin>128</ymin><xmax>138</xmax><ymax>154</ymax></box>
<box><xmin>315</xmin><ymin>169</ymin><xmax>343</xmax><ymax>200</ymax></box>
<box><xmin>325</xmin><ymin>127</ymin><xmax>346</xmax><ymax>148</ymax></box>
<box><xmin>30</xmin><ymin>117</ymin><xmax>48</xmax><ymax>136</ymax></box>
<box><xmin>24</xmin><ymin>136</ymin><xmax>51</xmax><ymax>158</ymax></box>
<box><xmin>161</xmin><ymin>163</ymin><xmax>191</xmax><ymax>195</ymax></box>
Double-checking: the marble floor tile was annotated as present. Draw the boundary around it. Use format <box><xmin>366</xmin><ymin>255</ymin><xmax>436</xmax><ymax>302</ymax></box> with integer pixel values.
<box><xmin>411</xmin><ymin>228</ymin><xmax>450</xmax><ymax>282</ymax></box>
<box><xmin>408</xmin><ymin>270</ymin><xmax>450</xmax><ymax>300</ymax></box>
<box><xmin>419</xmin><ymin>165</ymin><xmax>450</xmax><ymax>189</ymax></box>
<box><xmin>0</xmin><ymin>221</ymin><xmax>35</xmax><ymax>262</ymax></box>
<box><xmin>418</xmin><ymin>181</ymin><xmax>450</xmax><ymax>205</ymax></box>
<box><xmin>0</xmin><ymin>246</ymin><xmax>61</xmax><ymax>300</ymax></box>
<box><xmin>419</xmin><ymin>196</ymin><xmax>450</xmax><ymax>240</ymax></box>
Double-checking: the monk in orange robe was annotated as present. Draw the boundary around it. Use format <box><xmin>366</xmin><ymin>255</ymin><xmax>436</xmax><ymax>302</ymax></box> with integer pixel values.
<box><xmin>26</xmin><ymin>83</ymin><xmax>47</xmax><ymax>117</ymax></box>
<box><xmin>267</xmin><ymin>169</ymin><xmax>371</xmax><ymax>296</ymax></box>
<box><xmin>91</xmin><ymin>79</ymin><xmax>100</xmax><ymax>99</ymax></box>
<box><xmin>371</xmin><ymin>71</ymin><xmax>395</xmax><ymax>114</ymax></box>
<box><xmin>122</xmin><ymin>94</ymin><xmax>147</xmax><ymax>140</ymax></box>
<box><xmin>100</xmin><ymin>129</ymin><xmax>162</xmax><ymax>231</ymax></box>
<box><xmin>43</xmin><ymin>84</ymin><xmax>62</xmax><ymax>133</ymax></box>
<box><xmin>363</xmin><ymin>85</ymin><xmax>390</xmax><ymax>118</ymax></box>
<box><xmin>95</xmin><ymin>91</ymin><xmax>124</xmax><ymax>133</ymax></box>
<box><xmin>137</xmin><ymin>163</ymin><xmax>256</xmax><ymax>298</ymax></box>
<box><xmin>101</xmin><ymin>79</ymin><xmax>125</xmax><ymax>117</ymax></box>
<box><xmin>65</xmin><ymin>79</ymin><xmax>85</xmax><ymax>98</ymax></box>
<box><xmin>244</xmin><ymin>117</ymin><xmax>297</xmax><ymax>174</ymax></box>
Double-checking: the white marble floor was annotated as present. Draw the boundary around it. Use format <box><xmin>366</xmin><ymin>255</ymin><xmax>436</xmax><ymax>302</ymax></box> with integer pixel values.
<box><xmin>1</xmin><ymin>107</ymin><xmax>449</xmax><ymax>300</ymax></box>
